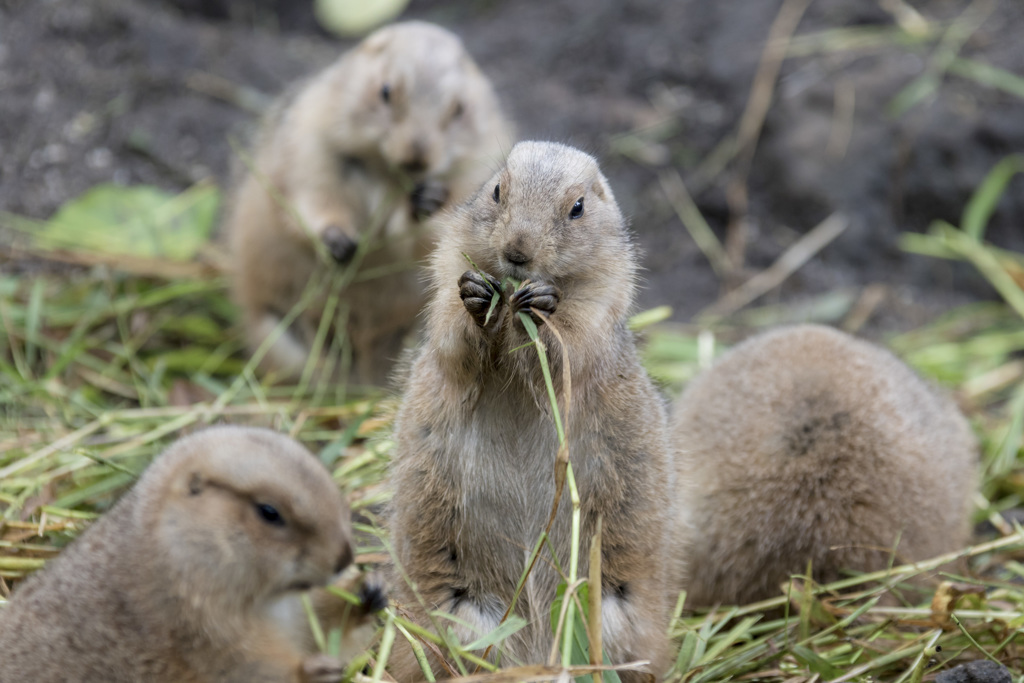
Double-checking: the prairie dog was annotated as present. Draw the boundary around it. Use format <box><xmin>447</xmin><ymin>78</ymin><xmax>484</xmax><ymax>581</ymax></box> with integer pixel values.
<box><xmin>387</xmin><ymin>142</ymin><xmax>683</xmax><ymax>680</ymax></box>
<box><xmin>0</xmin><ymin>426</ymin><xmax>382</xmax><ymax>682</ymax></box>
<box><xmin>673</xmin><ymin>324</ymin><xmax>978</xmax><ymax>607</ymax></box>
<box><xmin>228</xmin><ymin>21</ymin><xmax>513</xmax><ymax>386</ymax></box>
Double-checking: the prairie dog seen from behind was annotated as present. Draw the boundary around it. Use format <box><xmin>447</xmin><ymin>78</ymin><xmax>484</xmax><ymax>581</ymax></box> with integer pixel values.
<box><xmin>673</xmin><ymin>324</ymin><xmax>978</xmax><ymax>607</ymax></box>
<box><xmin>387</xmin><ymin>141</ymin><xmax>684</xmax><ymax>680</ymax></box>
<box><xmin>228</xmin><ymin>21</ymin><xmax>513</xmax><ymax>386</ymax></box>
<box><xmin>0</xmin><ymin>426</ymin><xmax>382</xmax><ymax>683</ymax></box>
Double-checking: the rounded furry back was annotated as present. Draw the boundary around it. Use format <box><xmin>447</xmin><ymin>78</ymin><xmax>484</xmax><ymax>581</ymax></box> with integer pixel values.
<box><xmin>673</xmin><ymin>324</ymin><xmax>978</xmax><ymax>606</ymax></box>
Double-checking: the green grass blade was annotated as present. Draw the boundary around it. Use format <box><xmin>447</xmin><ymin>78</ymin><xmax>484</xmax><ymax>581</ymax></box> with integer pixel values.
<box><xmin>24</xmin><ymin>278</ymin><xmax>45</xmax><ymax>374</ymax></box>
<box><xmin>517</xmin><ymin>311</ymin><xmax>564</xmax><ymax>443</ymax></box>
<box><xmin>464</xmin><ymin>615</ymin><xmax>528</xmax><ymax>651</ymax></box>
<box><xmin>960</xmin><ymin>154</ymin><xmax>1024</xmax><ymax>240</ymax></box>
<box><xmin>949</xmin><ymin>57</ymin><xmax>1024</xmax><ymax>100</ymax></box>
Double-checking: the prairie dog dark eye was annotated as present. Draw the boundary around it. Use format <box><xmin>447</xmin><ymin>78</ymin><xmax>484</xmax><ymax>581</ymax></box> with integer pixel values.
<box><xmin>380</xmin><ymin>84</ymin><xmax>391</xmax><ymax>104</ymax></box>
<box><xmin>493</xmin><ymin>184</ymin><xmax>500</xmax><ymax>203</ymax></box>
<box><xmin>569</xmin><ymin>197</ymin><xmax>584</xmax><ymax>219</ymax></box>
<box><xmin>255</xmin><ymin>503</ymin><xmax>285</xmax><ymax>527</ymax></box>
<box><xmin>452</xmin><ymin>100</ymin><xmax>464</xmax><ymax>119</ymax></box>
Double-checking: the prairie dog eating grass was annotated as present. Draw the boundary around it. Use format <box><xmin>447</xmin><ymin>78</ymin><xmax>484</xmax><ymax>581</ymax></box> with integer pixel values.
<box><xmin>0</xmin><ymin>426</ymin><xmax>383</xmax><ymax>683</ymax></box>
<box><xmin>673</xmin><ymin>324</ymin><xmax>978</xmax><ymax>607</ymax></box>
<box><xmin>227</xmin><ymin>21</ymin><xmax>513</xmax><ymax>386</ymax></box>
<box><xmin>387</xmin><ymin>141</ymin><xmax>684</xmax><ymax>680</ymax></box>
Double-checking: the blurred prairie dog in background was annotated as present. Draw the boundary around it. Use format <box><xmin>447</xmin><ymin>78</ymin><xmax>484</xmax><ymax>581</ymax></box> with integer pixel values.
<box><xmin>0</xmin><ymin>426</ymin><xmax>383</xmax><ymax>682</ymax></box>
<box><xmin>673</xmin><ymin>324</ymin><xmax>978</xmax><ymax>607</ymax></box>
<box><xmin>228</xmin><ymin>21</ymin><xmax>513</xmax><ymax>387</ymax></box>
<box><xmin>387</xmin><ymin>142</ymin><xmax>685</xmax><ymax>681</ymax></box>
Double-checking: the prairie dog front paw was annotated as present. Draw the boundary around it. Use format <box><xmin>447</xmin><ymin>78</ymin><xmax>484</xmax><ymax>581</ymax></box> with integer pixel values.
<box><xmin>411</xmin><ymin>180</ymin><xmax>449</xmax><ymax>220</ymax></box>
<box><xmin>458</xmin><ymin>270</ymin><xmax>503</xmax><ymax>328</ymax></box>
<box><xmin>511</xmin><ymin>280</ymin><xmax>560</xmax><ymax>326</ymax></box>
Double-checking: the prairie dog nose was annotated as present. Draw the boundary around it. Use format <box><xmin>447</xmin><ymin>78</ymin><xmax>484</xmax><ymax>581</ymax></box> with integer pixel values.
<box><xmin>503</xmin><ymin>247</ymin><xmax>531</xmax><ymax>265</ymax></box>
<box><xmin>400</xmin><ymin>140</ymin><xmax>428</xmax><ymax>174</ymax></box>
<box><xmin>322</xmin><ymin>226</ymin><xmax>357</xmax><ymax>264</ymax></box>
<box><xmin>401</xmin><ymin>157</ymin><xmax>428</xmax><ymax>174</ymax></box>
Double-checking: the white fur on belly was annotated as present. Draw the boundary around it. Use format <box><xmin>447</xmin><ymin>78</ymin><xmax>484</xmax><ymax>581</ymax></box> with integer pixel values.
<box><xmin>601</xmin><ymin>593</ymin><xmax>630</xmax><ymax>643</ymax></box>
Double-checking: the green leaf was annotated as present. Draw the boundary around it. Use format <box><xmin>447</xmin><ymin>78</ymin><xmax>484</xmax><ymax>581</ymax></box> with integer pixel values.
<box><xmin>792</xmin><ymin>644</ymin><xmax>844</xmax><ymax>679</ymax></box>
<box><xmin>628</xmin><ymin>305</ymin><xmax>672</xmax><ymax>331</ymax></box>
<box><xmin>549</xmin><ymin>582</ymin><xmax>623</xmax><ymax>683</ymax></box>
<box><xmin>932</xmin><ymin>225</ymin><xmax>1024</xmax><ymax>322</ymax></box>
<box><xmin>318</xmin><ymin>407</ymin><xmax>373</xmax><ymax>467</ymax></box>
<box><xmin>516</xmin><ymin>311</ymin><xmax>564</xmax><ymax>443</ymax></box>
<box><xmin>25</xmin><ymin>277</ymin><xmax>45</xmax><ymax>372</ymax></box>
<box><xmin>960</xmin><ymin>154</ymin><xmax>1024</xmax><ymax>240</ymax></box>
<box><xmin>159</xmin><ymin>313</ymin><xmax>227</xmax><ymax>344</ymax></box>
<box><xmin>549</xmin><ymin>582</ymin><xmax>591</xmax><ymax>667</ymax></box>
<box><xmin>674</xmin><ymin>630</ymin><xmax>700</xmax><ymax>673</ymax></box>
<box><xmin>463</xmin><ymin>615</ymin><xmax>529</xmax><ymax>651</ymax></box>
<box><xmin>887</xmin><ymin>72</ymin><xmax>940</xmax><ymax>117</ymax></box>
<box><xmin>949</xmin><ymin>58</ymin><xmax>1024</xmax><ymax>101</ymax></box>
<box><xmin>35</xmin><ymin>182</ymin><xmax>219</xmax><ymax>260</ymax></box>
<box><xmin>327</xmin><ymin>627</ymin><xmax>342</xmax><ymax>658</ymax></box>
<box><xmin>697</xmin><ymin>615</ymin><xmax>759</xmax><ymax>664</ymax></box>
<box><xmin>483</xmin><ymin>290</ymin><xmax>501</xmax><ymax>327</ymax></box>
<box><xmin>144</xmin><ymin>348</ymin><xmax>245</xmax><ymax>375</ymax></box>
<box><xmin>518</xmin><ymin>310</ymin><xmax>540</xmax><ymax>340</ymax></box>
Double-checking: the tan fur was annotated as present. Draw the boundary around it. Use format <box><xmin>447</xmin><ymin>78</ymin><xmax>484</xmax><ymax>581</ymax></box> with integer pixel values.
<box><xmin>227</xmin><ymin>21</ymin><xmax>514</xmax><ymax>386</ymax></box>
<box><xmin>387</xmin><ymin>142</ymin><xmax>685</xmax><ymax>681</ymax></box>
<box><xmin>0</xmin><ymin>426</ymin><xmax>380</xmax><ymax>682</ymax></box>
<box><xmin>672</xmin><ymin>324</ymin><xmax>979</xmax><ymax>607</ymax></box>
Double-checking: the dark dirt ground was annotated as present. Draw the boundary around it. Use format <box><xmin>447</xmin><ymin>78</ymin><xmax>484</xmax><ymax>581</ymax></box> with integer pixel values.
<box><xmin>1</xmin><ymin>0</ymin><xmax>1022</xmax><ymax>338</ymax></box>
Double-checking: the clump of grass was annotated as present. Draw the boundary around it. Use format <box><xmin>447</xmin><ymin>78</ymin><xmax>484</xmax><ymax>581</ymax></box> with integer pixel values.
<box><xmin>0</xmin><ymin>228</ymin><xmax>394</xmax><ymax>585</ymax></box>
<box><xmin>2</xmin><ymin>206</ymin><xmax>1023</xmax><ymax>680</ymax></box>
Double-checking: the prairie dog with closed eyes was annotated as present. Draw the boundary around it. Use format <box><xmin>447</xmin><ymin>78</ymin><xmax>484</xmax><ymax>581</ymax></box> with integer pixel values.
<box><xmin>0</xmin><ymin>426</ymin><xmax>383</xmax><ymax>682</ymax></box>
<box><xmin>228</xmin><ymin>21</ymin><xmax>513</xmax><ymax>386</ymax></box>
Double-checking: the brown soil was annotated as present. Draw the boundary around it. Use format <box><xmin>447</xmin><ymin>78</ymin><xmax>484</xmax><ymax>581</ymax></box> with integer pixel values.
<box><xmin>2</xmin><ymin>0</ymin><xmax>1022</xmax><ymax>335</ymax></box>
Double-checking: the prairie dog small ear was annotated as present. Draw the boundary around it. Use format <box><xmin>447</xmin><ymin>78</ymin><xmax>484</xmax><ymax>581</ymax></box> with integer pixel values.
<box><xmin>458</xmin><ymin>52</ymin><xmax>478</xmax><ymax>73</ymax></box>
<box><xmin>359</xmin><ymin>30</ymin><xmax>393</xmax><ymax>56</ymax></box>
<box><xmin>592</xmin><ymin>179</ymin><xmax>607</xmax><ymax>201</ymax></box>
<box><xmin>188</xmin><ymin>472</ymin><xmax>203</xmax><ymax>496</ymax></box>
